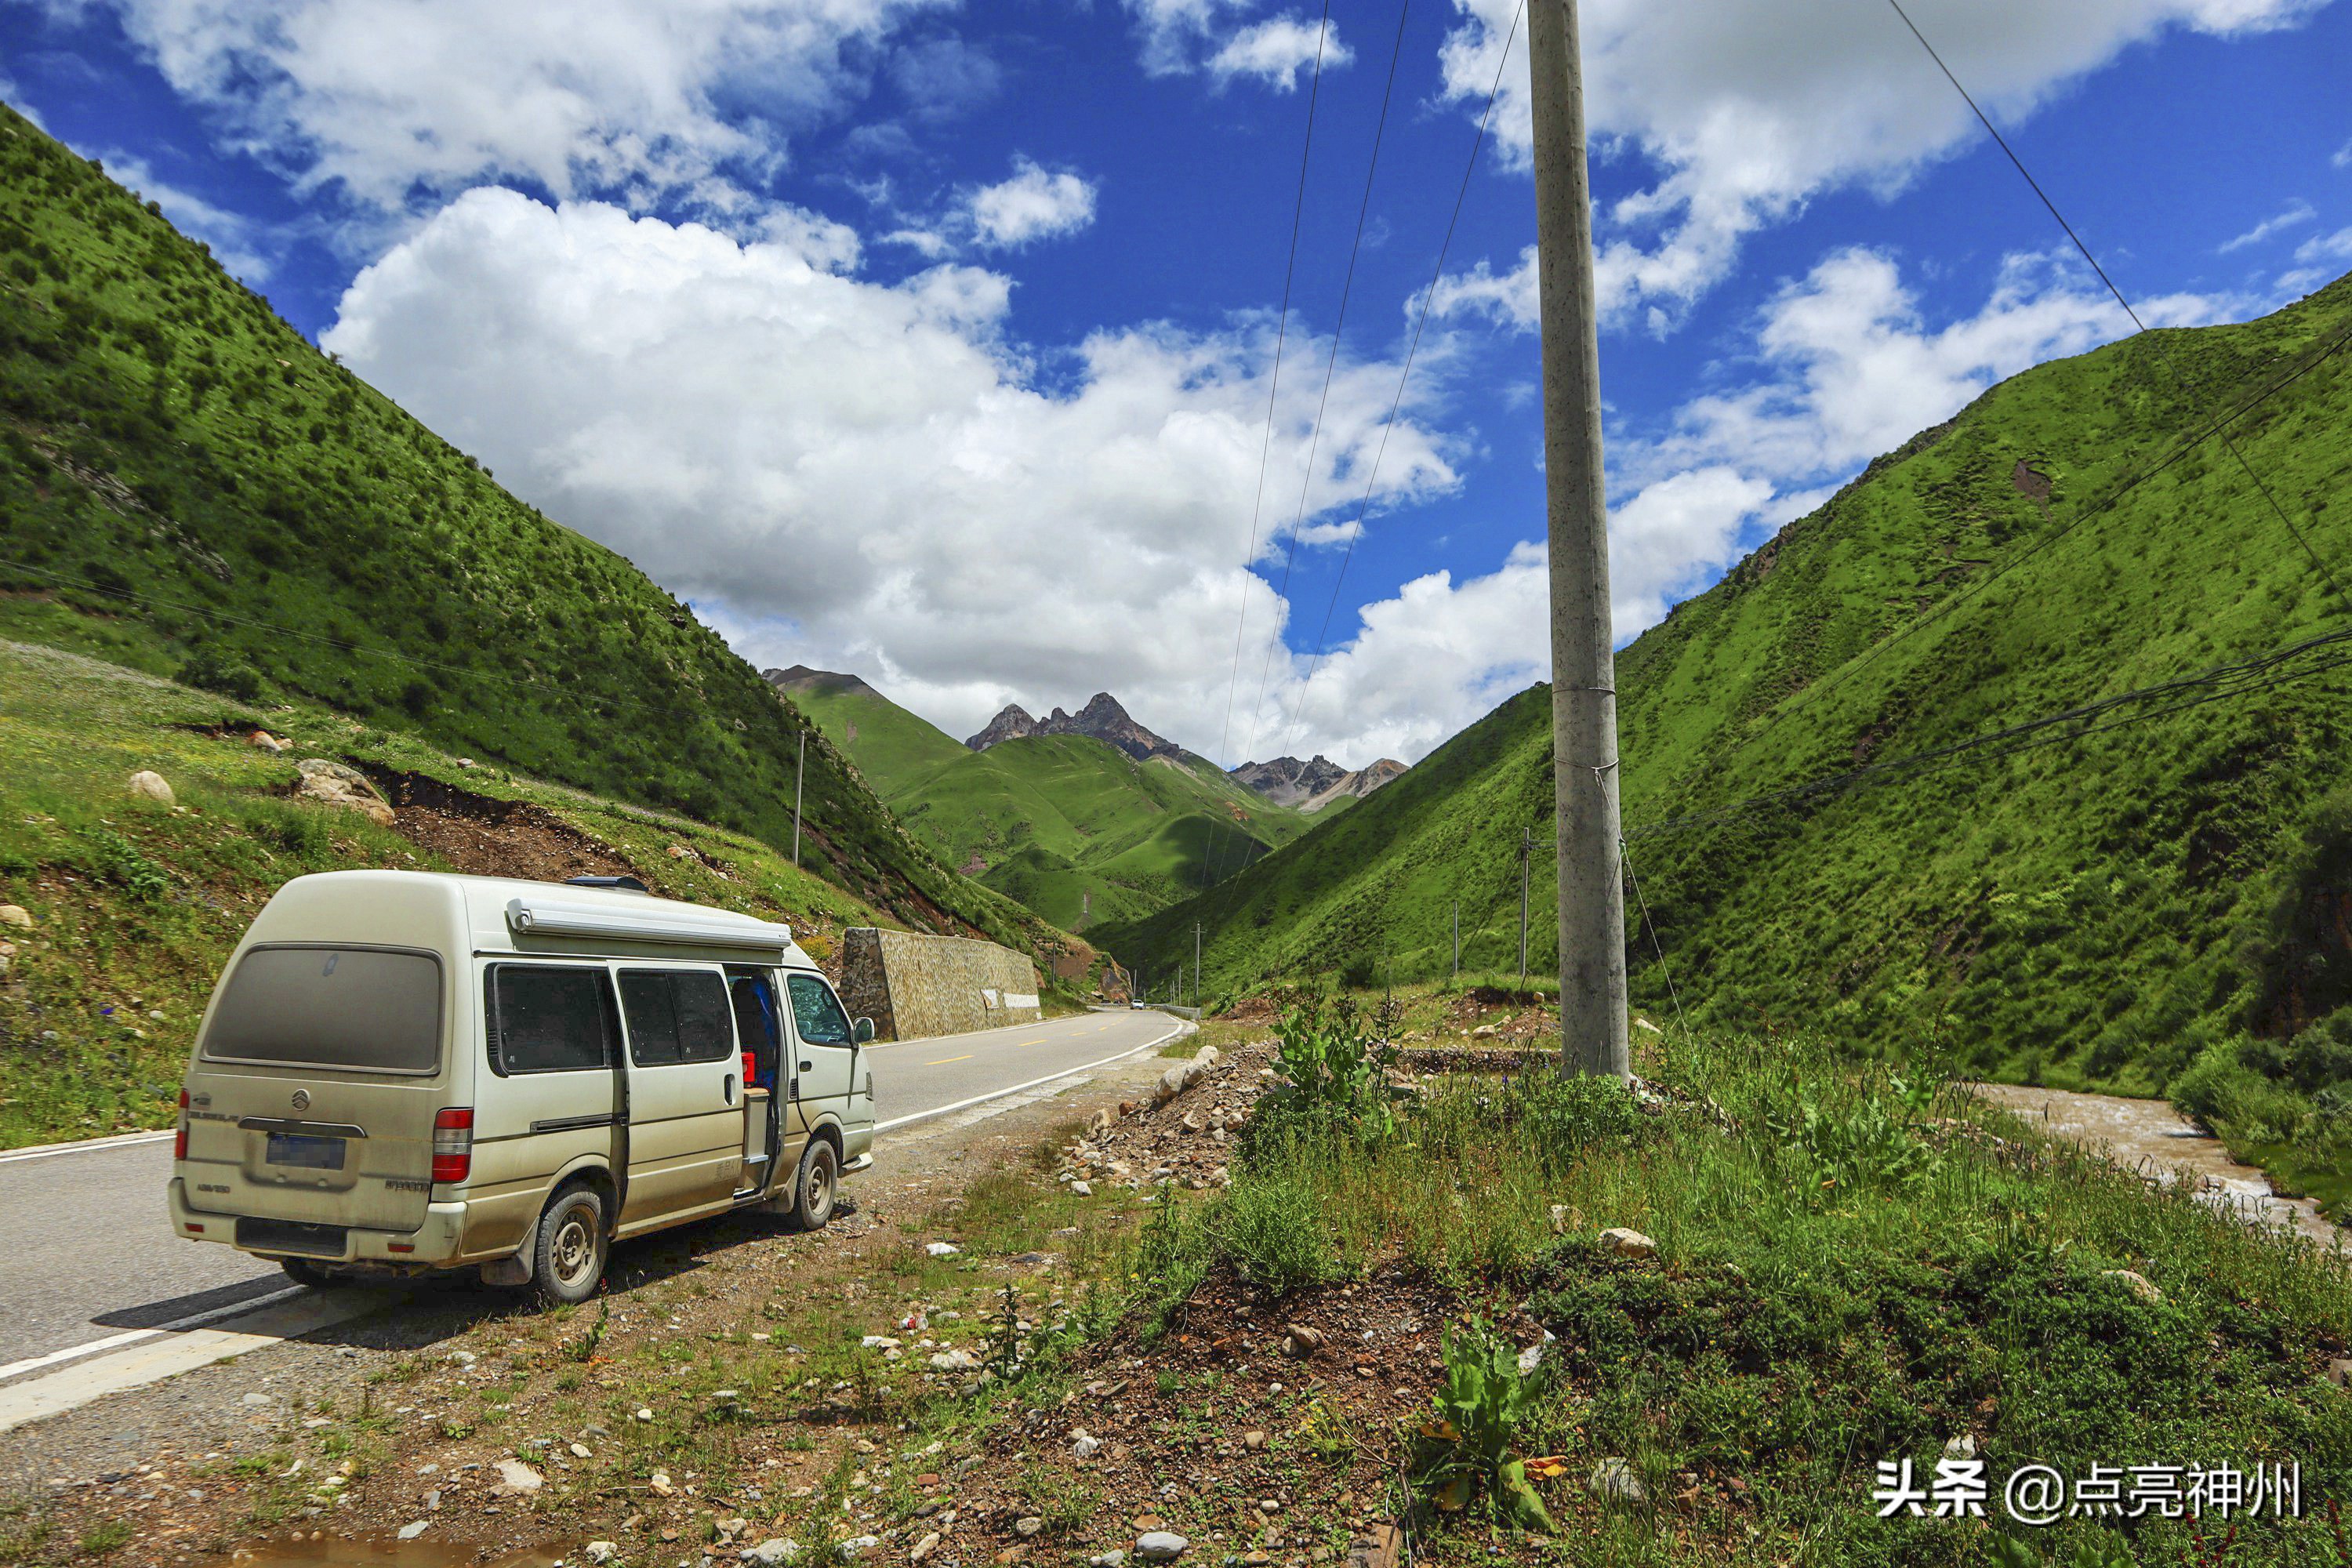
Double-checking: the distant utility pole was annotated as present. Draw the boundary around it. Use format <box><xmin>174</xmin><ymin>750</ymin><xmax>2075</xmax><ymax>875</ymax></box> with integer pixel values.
<box><xmin>1452</xmin><ymin>898</ymin><xmax>1461</xmax><ymax>980</ymax></box>
<box><xmin>1530</xmin><ymin>0</ymin><xmax>1629</xmax><ymax>1079</ymax></box>
<box><xmin>1518</xmin><ymin>827</ymin><xmax>1533</xmax><ymax>983</ymax></box>
<box><xmin>792</xmin><ymin>728</ymin><xmax>808</xmax><ymax>869</ymax></box>
<box><xmin>1193</xmin><ymin>922</ymin><xmax>1202</xmax><ymax>1007</ymax></box>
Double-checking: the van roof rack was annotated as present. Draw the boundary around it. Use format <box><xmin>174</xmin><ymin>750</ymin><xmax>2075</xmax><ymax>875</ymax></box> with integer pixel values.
<box><xmin>564</xmin><ymin>875</ymin><xmax>649</xmax><ymax>894</ymax></box>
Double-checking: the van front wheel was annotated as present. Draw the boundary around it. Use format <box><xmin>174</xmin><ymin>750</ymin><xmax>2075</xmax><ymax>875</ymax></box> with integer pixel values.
<box><xmin>533</xmin><ymin>1186</ymin><xmax>608</xmax><ymax>1305</ymax></box>
<box><xmin>793</xmin><ymin>1139</ymin><xmax>839</xmax><ymax>1231</ymax></box>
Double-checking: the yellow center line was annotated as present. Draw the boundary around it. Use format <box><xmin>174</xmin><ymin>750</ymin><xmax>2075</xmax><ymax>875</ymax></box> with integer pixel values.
<box><xmin>924</xmin><ymin>1053</ymin><xmax>974</xmax><ymax>1065</ymax></box>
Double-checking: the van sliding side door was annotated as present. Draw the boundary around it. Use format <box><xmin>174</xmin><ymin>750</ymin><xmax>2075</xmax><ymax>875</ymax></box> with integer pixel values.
<box><xmin>613</xmin><ymin>967</ymin><xmax>742</xmax><ymax>1230</ymax></box>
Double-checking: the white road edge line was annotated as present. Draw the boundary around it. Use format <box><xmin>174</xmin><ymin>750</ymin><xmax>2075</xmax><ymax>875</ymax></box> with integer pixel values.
<box><xmin>873</xmin><ymin>1020</ymin><xmax>1187</xmax><ymax>1134</ymax></box>
<box><xmin>0</xmin><ymin>1283</ymin><xmax>308</xmax><ymax>1385</ymax></box>
<box><xmin>862</xmin><ymin>1010</ymin><xmax>1124</xmax><ymax>1054</ymax></box>
<box><xmin>0</xmin><ymin>1129</ymin><xmax>173</xmax><ymax>1165</ymax></box>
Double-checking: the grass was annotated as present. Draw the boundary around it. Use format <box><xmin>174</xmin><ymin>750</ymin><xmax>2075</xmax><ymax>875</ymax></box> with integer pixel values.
<box><xmin>1105</xmin><ymin>267</ymin><xmax>2352</xmax><ymax>1192</ymax></box>
<box><xmin>0</xmin><ymin>104</ymin><xmax>1085</xmax><ymax>973</ymax></box>
<box><xmin>1137</xmin><ymin>1016</ymin><xmax>2352</xmax><ymax>1565</ymax></box>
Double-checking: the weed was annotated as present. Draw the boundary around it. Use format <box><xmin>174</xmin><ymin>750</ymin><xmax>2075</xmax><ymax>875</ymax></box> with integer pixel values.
<box><xmin>1406</xmin><ymin>1316</ymin><xmax>1558</xmax><ymax>1532</ymax></box>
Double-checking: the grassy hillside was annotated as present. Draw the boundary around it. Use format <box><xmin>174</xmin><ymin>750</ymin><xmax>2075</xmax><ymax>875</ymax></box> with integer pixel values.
<box><xmin>0</xmin><ymin>639</ymin><xmax>1110</xmax><ymax>1148</ymax></box>
<box><xmin>0</xmin><ymin>105</ymin><xmax>1077</xmax><ymax>966</ymax></box>
<box><xmin>1107</xmin><ymin>271</ymin><xmax>2352</xmax><ymax>1161</ymax></box>
<box><xmin>789</xmin><ymin>672</ymin><xmax>1311</xmax><ymax>929</ymax></box>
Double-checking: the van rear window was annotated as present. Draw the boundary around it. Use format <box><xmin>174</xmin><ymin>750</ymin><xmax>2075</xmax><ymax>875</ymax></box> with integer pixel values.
<box><xmin>201</xmin><ymin>946</ymin><xmax>444</xmax><ymax>1073</ymax></box>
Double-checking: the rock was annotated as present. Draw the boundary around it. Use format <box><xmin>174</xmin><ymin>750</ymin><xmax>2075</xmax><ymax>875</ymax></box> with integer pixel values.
<box><xmin>0</xmin><ymin>906</ymin><xmax>31</xmax><ymax>929</ymax></box>
<box><xmin>1516</xmin><ymin>1330</ymin><xmax>1556</xmax><ymax>1376</ymax></box>
<box><xmin>293</xmin><ymin>759</ymin><xmax>395</xmax><ymax>827</ymax></box>
<box><xmin>1548</xmin><ymin>1204</ymin><xmax>1572</xmax><ymax>1233</ymax></box>
<box><xmin>1072</xmin><ymin>1431</ymin><xmax>1101</xmax><ymax>1460</ymax></box>
<box><xmin>2102</xmin><ymin>1269</ymin><xmax>2164</xmax><ymax>1303</ymax></box>
<box><xmin>1014</xmin><ymin>1518</ymin><xmax>1044</xmax><ymax>1538</ymax></box>
<box><xmin>649</xmin><ymin>1472</ymin><xmax>675</xmax><ymax>1497</ymax></box>
<box><xmin>1069</xmin><ymin>1181</ymin><xmax>1093</xmax><ymax>1197</ymax></box>
<box><xmin>1598</xmin><ymin>1227</ymin><xmax>1657</xmax><ymax>1258</ymax></box>
<box><xmin>446</xmin><ymin>1350</ymin><xmax>477</xmax><ymax>1366</ymax></box>
<box><xmin>741</xmin><ymin>1542</ymin><xmax>799</xmax><ymax>1567</ymax></box>
<box><xmin>398</xmin><ymin>1523</ymin><xmax>430</xmax><ymax>1541</ymax></box>
<box><xmin>928</xmin><ymin>1349</ymin><xmax>978</xmax><ymax>1371</ymax></box>
<box><xmin>1134</xmin><ymin>1534</ymin><xmax>1189</xmax><ymax>1562</ymax></box>
<box><xmin>495</xmin><ymin>1460</ymin><xmax>544</xmax><ymax>1494</ymax></box>
<box><xmin>249</xmin><ymin>730</ymin><xmax>289</xmax><ymax>753</ymax></box>
<box><xmin>1632</xmin><ymin>1016</ymin><xmax>1663</xmax><ymax>1035</ymax></box>
<box><xmin>861</xmin><ymin>1337</ymin><xmax>901</xmax><ymax>1350</ymax></box>
<box><xmin>834</xmin><ymin>1539</ymin><xmax>877</xmax><ymax>1562</ymax></box>
<box><xmin>128</xmin><ymin>770</ymin><xmax>174</xmax><ymax>805</ymax></box>
<box><xmin>1943</xmin><ymin>1434</ymin><xmax>1977</xmax><ymax>1461</ymax></box>
<box><xmin>1242</xmin><ymin>1432</ymin><xmax>1266</xmax><ymax>1452</ymax></box>
<box><xmin>1089</xmin><ymin>1554</ymin><xmax>1127</xmax><ymax>1568</ymax></box>
<box><xmin>1472</xmin><ymin>1025</ymin><xmax>1498</xmax><ymax>1040</ymax></box>
<box><xmin>1588</xmin><ymin>1457</ymin><xmax>1647</xmax><ymax>1504</ymax></box>
<box><xmin>570</xmin><ymin>1443</ymin><xmax>593</xmax><ymax>1459</ymax></box>
<box><xmin>1283</xmin><ymin>1324</ymin><xmax>1326</xmax><ymax>1356</ymax></box>
<box><xmin>2328</xmin><ymin>1358</ymin><xmax>2352</xmax><ymax>1388</ymax></box>
<box><xmin>586</xmin><ymin>1545</ymin><xmax>620</xmax><ymax>1566</ymax></box>
<box><xmin>634</xmin><ymin>1407</ymin><xmax>654</xmax><ymax>1422</ymax></box>
<box><xmin>926</xmin><ymin>1242</ymin><xmax>962</xmax><ymax>1258</ymax></box>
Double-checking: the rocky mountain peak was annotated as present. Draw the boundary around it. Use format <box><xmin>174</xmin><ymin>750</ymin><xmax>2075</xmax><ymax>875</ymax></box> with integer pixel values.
<box><xmin>1232</xmin><ymin>753</ymin><xmax>1407</xmax><ymax>811</ymax></box>
<box><xmin>965</xmin><ymin>703</ymin><xmax>1039</xmax><ymax>750</ymax></box>
<box><xmin>966</xmin><ymin>691</ymin><xmax>1178</xmax><ymax>760</ymax></box>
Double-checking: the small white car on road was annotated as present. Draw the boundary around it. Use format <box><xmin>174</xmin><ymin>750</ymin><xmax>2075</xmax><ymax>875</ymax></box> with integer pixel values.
<box><xmin>169</xmin><ymin>871</ymin><xmax>875</xmax><ymax>1302</ymax></box>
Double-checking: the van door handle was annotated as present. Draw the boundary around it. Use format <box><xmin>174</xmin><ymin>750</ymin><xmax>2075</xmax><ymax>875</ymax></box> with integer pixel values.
<box><xmin>800</xmin><ymin>1060</ymin><xmax>813</xmax><ymax>1073</ymax></box>
<box><xmin>725</xmin><ymin>1075</ymin><xmax>738</xmax><ymax>1105</ymax></box>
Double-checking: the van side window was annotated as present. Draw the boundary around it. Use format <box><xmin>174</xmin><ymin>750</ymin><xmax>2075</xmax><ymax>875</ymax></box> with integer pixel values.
<box><xmin>487</xmin><ymin>965</ymin><xmax>618</xmax><ymax>1076</ymax></box>
<box><xmin>787</xmin><ymin>974</ymin><xmax>854</xmax><ymax>1045</ymax></box>
<box><xmin>619</xmin><ymin>970</ymin><xmax>735</xmax><ymax>1066</ymax></box>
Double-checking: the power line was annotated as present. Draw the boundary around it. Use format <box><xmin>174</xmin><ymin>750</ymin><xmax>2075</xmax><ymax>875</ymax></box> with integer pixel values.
<box><xmin>1883</xmin><ymin>0</ymin><xmax>2351</xmax><ymax>617</ymax></box>
<box><xmin>1272</xmin><ymin>0</ymin><xmax>1528</xmax><ymax>764</ymax></box>
<box><xmin>1622</xmin><ymin>622</ymin><xmax>2352</xmax><ymax>841</ymax></box>
<box><xmin>1238</xmin><ymin>0</ymin><xmax>1416</xmax><ymax>768</ymax></box>
<box><xmin>1711</xmin><ymin>310</ymin><xmax>2352</xmax><ymax>768</ymax></box>
<box><xmin>1212</xmin><ymin>0</ymin><xmax>1335</xmax><ymax>783</ymax></box>
<box><xmin>1200</xmin><ymin>1</ymin><xmax>1338</xmax><ymax>898</ymax></box>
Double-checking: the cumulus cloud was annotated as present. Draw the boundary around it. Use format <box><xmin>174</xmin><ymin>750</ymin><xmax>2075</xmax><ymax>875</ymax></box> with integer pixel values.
<box><xmin>321</xmin><ymin>188</ymin><xmax>1457</xmax><ymax>761</ymax></box>
<box><xmin>2280</xmin><ymin>223</ymin><xmax>2352</xmax><ymax>291</ymax></box>
<box><xmin>1207</xmin><ymin>16</ymin><xmax>1340</xmax><ymax>91</ymax></box>
<box><xmin>53</xmin><ymin>0</ymin><xmax>945</xmax><ymax>215</ymax></box>
<box><xmin>1435</xmin><ymin>0</ymin><xmax>2328</xmax><ymax>325</ymax></box>
<box><xmin>965</xmin><ymin>158</ymin><xmax>1096</xmax><ymax>249</ymax></box>
<box><xmin>1120</xmin><ymin>0</ymin><xmax>1348</xmax><ymax>85</ymax></box>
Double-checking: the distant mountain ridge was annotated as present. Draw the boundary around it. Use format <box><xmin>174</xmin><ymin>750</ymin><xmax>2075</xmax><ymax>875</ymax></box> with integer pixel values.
<box><xmin>1232</xmin><ymin>754</ymin><xmax>1407</xmax><ymax>812</ymax></box>
<box><xmin>967</xmin><ymin>691</ymin><xmax>1185</xmax><ymax>761</ymax></box>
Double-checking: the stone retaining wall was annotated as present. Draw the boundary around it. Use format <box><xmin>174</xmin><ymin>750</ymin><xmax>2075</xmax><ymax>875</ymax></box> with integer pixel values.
<box><xmin>838</xmin><ymin>927</ymin><xmax>1042</xmax><ymax>1041</ymax></box>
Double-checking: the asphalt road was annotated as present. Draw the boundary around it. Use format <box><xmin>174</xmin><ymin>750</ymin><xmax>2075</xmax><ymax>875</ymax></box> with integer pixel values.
<box><xmin>0</xmin><ymin>1006</ymin><xmax>1181</xmax><ymax>1380</ymax></box>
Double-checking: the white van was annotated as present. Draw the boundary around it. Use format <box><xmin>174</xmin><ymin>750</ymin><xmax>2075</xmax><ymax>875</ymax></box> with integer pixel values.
<box><xmin>168</xmin><ymin>871</ymin><xmax>877</xmax><ymax>1302</ymax></box>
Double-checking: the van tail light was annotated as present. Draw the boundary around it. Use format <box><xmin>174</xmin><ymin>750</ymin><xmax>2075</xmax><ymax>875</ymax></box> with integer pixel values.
<box><xmin>174</xmin><ymin>1089</ymin><xmax>189</xmax><ymax>1161</ymax></box>
<box><xmin>432</xmin><ymin>1107</ymin><xmax>475</xmax><ymax>1185</ymax></box>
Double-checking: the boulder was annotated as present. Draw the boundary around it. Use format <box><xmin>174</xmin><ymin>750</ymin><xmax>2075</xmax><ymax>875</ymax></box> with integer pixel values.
<box><xmin>294</xmin><ymin>759</ymin><xmax>394</xmax><ymax>827</ymax></box>
<box><xmin>1134</xmin><ymin>1534</ymin><xmax>1189</xmax><ymax>1563</ymax></box>
<box><xmin>2101</xmin><ymin>1269</ymin><xmax>2164</xmax><ymax>1304</ymax></box>
<box><xmin>128</xmin><ymin>770</ymin><xmax>175</xmax><ymax>805</ymax></box>
<box><xmin>1598</xmin><ymin>1227</ymin><xmax>1657</xmax><ymax>1258</ymax></box>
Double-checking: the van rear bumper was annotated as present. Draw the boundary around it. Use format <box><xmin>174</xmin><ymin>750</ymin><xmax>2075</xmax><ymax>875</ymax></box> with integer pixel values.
<box><xmin>169</xmin><ymin>1178</ymin><xmax>470</xmax><ymax>1265</ymax></box>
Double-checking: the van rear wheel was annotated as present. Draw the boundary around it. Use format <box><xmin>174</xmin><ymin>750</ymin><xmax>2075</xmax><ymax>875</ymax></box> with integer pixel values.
<box><xmin>793</xmin><ymin>1139</ymin><xmax>839</xmax><ymax>1231</ymax></box>
<box><xmin>280</xmin><ymin>1258</ymin><xmax>337</xmax><ymax>1289</ymax></box>
<box><xmin>533</xmin><ymin>1186</ymin><xmax>608</xmax><ymax>1305</ymax></box>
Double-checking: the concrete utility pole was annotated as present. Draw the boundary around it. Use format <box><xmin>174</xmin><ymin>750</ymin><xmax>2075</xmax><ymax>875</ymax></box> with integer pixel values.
<box><xmin>1530</xmin><ymin>0</ymin><xmax>1630</xmax><ymax>1079</ymax></box>
<box><xmin>1452</xmin><ymin>898</ymin><xmax>1461</xmax><ymax>981</ymax></box>
<box><xmin>1193</xmin><ymin>922</ymin><xmax>1202</xmax><ymax>1007</ymax></box>
<box><xmin>792</xmin><ymin>728</ymin><xmax>808</xmax><ymax>869</ymax></box>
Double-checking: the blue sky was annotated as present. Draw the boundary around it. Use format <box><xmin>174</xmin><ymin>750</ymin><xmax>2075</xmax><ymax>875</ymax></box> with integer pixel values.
<box><xmin>3</xmin><ymin>0</ymin><xmax>2347</xmax><ymax>768</ymax></box>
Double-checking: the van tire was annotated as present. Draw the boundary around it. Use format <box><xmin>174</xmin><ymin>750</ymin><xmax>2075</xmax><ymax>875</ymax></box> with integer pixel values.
<box><xmin>532</xmin><ymin>1185</ymin><xmax>608</xmax><ymax>1305</ymax></box>
<box><xmin>792</xmin><ymin>1138</ymin><xmax>839</xmax><ymax>1231</ymax></box>
<box><xmin>280</xmin><ymin>1259</ymin><xmax>337</xmax><ymax>1289</ymax></box>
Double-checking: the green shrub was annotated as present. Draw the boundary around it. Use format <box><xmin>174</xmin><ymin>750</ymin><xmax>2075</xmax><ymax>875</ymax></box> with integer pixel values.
<box><xmin>1202</xmin><ymin>1160</ymin><xmax>1338</xmax><ymax>1293</ymax></box>
<box><xmin>1243</xmin><ymin>992</ymin><xmax>1403</xmax><ymax>1153</ymax></box>
<box><xmin>2171</xmin><ymin>1037</ymin><xmax>2312</xmax><ymax>1145</ymax></box>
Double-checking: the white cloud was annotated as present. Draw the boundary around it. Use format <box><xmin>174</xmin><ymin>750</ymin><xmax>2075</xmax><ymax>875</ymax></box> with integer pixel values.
<box><xmin>1435</xmin><ymin>0</ymin><xmax>2329</xmax><ymax>325</ymax></box>
<box><xmin>1207</xmin><ymin>16</ymin><xmax>1341</xmax><ymax>91</ymax></box>
<box><xmin>321</xmin><ymin>188</ymin><xmax>1458</xmax><ymax>764</ymax></box>
<box><xmin>56</xmin><ymin>0</ymin><xmax>945</xmax><ymax>214</ymax></box>
<box><xmin>2219</xmin><ymin>198</ymin><xmax>2315</xmax><ymax>252</ymax></box>
<box><xmin>965</xmin><ymin>158</ymin><xmax>1096</xmax><ymax>249</ymax></box>
<box><xmin>2334</xmin><ymin>137</ymin><xmax>2352</xmax><ymax>169</ymax></box>
<box><xmin>2281</xmin><ymin>224</ymin><xmax>2352</xmax><ymax>291</ymax></box>
<box><xmin>1120</xmin><ymin>0</ymin><xmax>1348</xmax><ymax>86</ymax></box>
<box><xmin>2295</xmin><ymin>225</ymin><xmax>2352</xmax><ymax>264</ymax></box>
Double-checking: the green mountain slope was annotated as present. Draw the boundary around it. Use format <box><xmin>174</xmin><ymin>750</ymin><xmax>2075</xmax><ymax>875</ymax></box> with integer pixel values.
<box><xmin>786</xmin><ymin>670</ymin><xmax>1311</xmax><ymax>928</ymax></box>
<box><xmin>1109</xmin><ymin>272</ymin><xmax>2352</xmax><ymax>1098</ymax></box>
<box><xmin>0</xmin><ymin>106</ymin><xmax>1076</xmax><ymax>965</ymax></box>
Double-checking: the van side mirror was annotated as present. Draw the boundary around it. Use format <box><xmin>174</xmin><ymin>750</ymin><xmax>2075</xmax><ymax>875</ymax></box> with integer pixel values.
<box><xmin>853</xmin><ymin>1017</ymin><xmax>876</xmax><ymax>1044</ymax></box>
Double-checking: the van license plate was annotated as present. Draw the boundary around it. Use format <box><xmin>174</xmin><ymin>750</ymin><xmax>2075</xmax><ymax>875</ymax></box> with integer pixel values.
<box><xmin>265</xmin><ymin>1133</ymin><xmax>346</xmax><ymax>1171</ymax></box>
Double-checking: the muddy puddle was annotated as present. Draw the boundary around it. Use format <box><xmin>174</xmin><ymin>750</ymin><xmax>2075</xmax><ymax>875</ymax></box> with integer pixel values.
<box><xmin>211</xmin><ymin>1535</ymin><xmax>564</xmax><ymax>1568</ymax></box>
<box><xmin>1969</xmin><ymin>1083</ymin><xmax>2343</xmax><ymax>1249</ymax></box>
